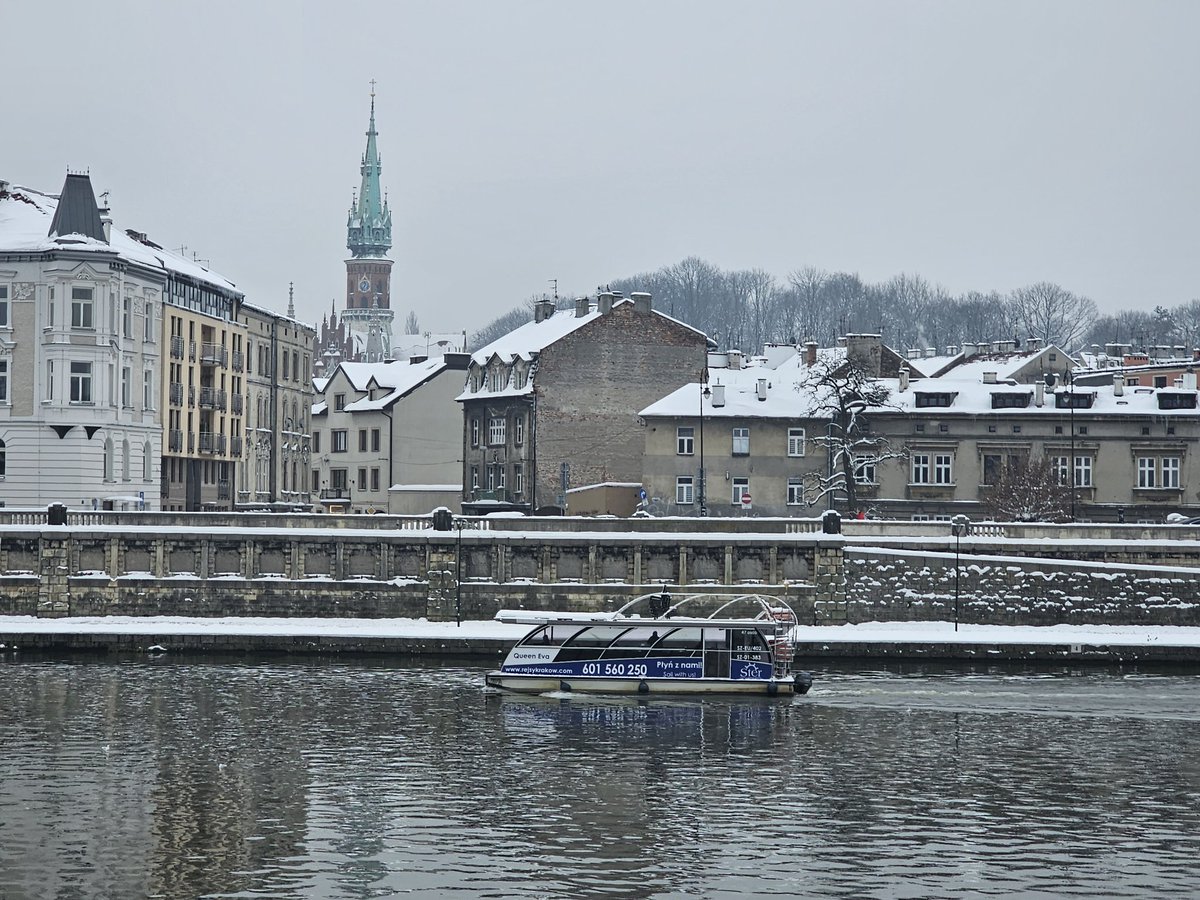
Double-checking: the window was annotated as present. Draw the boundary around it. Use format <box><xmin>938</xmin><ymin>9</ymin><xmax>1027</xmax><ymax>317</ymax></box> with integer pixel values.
<box><xmin>915</xmin><ymin>424</ymin><xmax>925</xmax><ymax>433</ymax></box>
<box><xmin>939</xmin><ymin>423</ymin><xmax>949</xmax><ymax>433</ymax></box>
<box><xmin>46</xmin><ymin>360</ymin><xmax>54</xmax><ymax>401</ymax></box>
<box><xmin>0</xmin><ymin>439</ymin><xmax>5</xmax><ymax>477</ymax></box>
<box><xmin>1153</xmin><ymin>375</ymin><xmax>1168</xmax><ymax>388</ymax></box>
<box><xmin>70</xmin><ymin>286</ymin><xmax>94</xmax><ymax>329</ymax></box>
<box><xmin>915</xmin><ymin>392</ymin><xmax>956</xmax><ymax>407</ymax></box>
<box><xmin>1012</xmin><ymin>425</ymin><xmax>1022</xmax><ymax>433</ymax></box>
<box><xmin>121</xmin><ymin>366</ymin><xmax>132</xmax><ymax>408</ymax></box>
<box><xmin>787</xmin><ymin>477</ymin><xmax>804</xmax><ymax>505</ymax></box>
<box><xmin>1078</xmin><ymin>426</ymin><xmax>1088</xmax><ymax>436</ymax></box>
<box><xmin>0</xmin><ymin>360</ymin><xmax>8</xmax><ymax>403</ymax></box>
<box><xmin>854</xmin><ymin>457</ymin><xmax>877</xmax><ymax>484</ymax></box>
<box><xmin>488</xmin><ymin>417</ymin><xmax>506</xmax><ymax>446</ymax></box>
<box><xmin>69</xmin><ymin>361</ymin><xmax>93</xmax><ymax>403</ymax></box>
<box><xmin>1073</xmin><ymin>455</ymin><xmax>1093</xmax><ymax>488</ymax></box>
<box><xmin>293</xmin><ymin>353</ymin><xmax>299</xmax><ymax>382</ymax></box>
<box><xmin>144</xmin><ymin>303</ymin><xmax>154</xmax><ymax>342</ymax></box>
<box><xmin>912</xmin><ymin>454</ymin><xmax>930</xmax><ymax>484</ymax></box>
<box><xmin>1137</xmin><ymin>457</ymin><xmax>1155</xmax><ymax>488</ymax></box>
<box><xmin>1163</xmin><ymin>457</ymin><xmax>1181</xmax><ymax>489</ymax></box>
<box><xmin>470</xmin><ymin>466</ymin><xmax>479</xmax><ymax>489</ymax></box>
<box><xmin>471</xmin><ymin>418</ymin><xmax>480</xmax><ymax>448</ymax></box>
<box><xmin>934</xmin><ymin>454</ymin><xmax>953</xmax><ymax>484</ymax></box>
<box><xmin>312</xmin><ymin>469</ymin><xmax>320</xmax><ymax>492</ymax></box>
<box><xmin>787</xmin><ymin>428</ymin><xmax>805</xmax><ymax>457</ymax></box>
<box><xmin>371</xmin><ymin>468</ymin><xmax>380</xmax><ymax>491</ymax></box>
<box><xmin>1051</xmin><ymin>456</ymin><xmax>1069</xmax><ymax>484</ymax></box>
<box><xmin>371</xmin><ymin>428</ymin><xmax>380</xmax><ymax>452</ymax></box>
<box><xmin>313</xmin><ymin>431</ymin><xmax>321</xmax><ymax>453</ymax></box>
<box><xmin>514</xmin><ymin>464</ymin><xmax>524</xmax><ymax>494</ymax></box>
<box><xmin>0</xmin><ymin>285</ymin><xmax>8</xmax><ymax>327</ymax></box>
<box><xmin>358</xmin><ymin>468</ymin><xmax>367</xmax><ymax>490</ymax></box>
<box><xmin>332</xmin><ymin>429</ymin><xmax>348</xmax><ymax>452</ymax></box>
<box><xmin>731</xmin><ymin>477</ymin><xmax>749</xmax><ymax>505</ymax></box>
<box><xmin>359</xmin><ymin>429</ymin><xmax>368</xmax><ymax>452</ymax></box>
<box><xmin>121</xmin><ymin>438</ymin><xmax>130</xmax><ymax>481</ymax></box>
<box><xmin>103</xmin><ymin>437</ymin><xmax>114</xmax><ymax>481</ymax></box>
<box><xmin>281</xmin><ymin>350</ymin><xmax>290</xmax><ymax>382</ymax></box>
<box><xmin>122</xmin><ymin>296</ymin><xmax>132</xmax><ymax>337</ymax></box>
<box><xmin>732</xmin><ymin>427</ymin><xmax>749</xmax><ymax>456</ymax></box>
<box><xmin>675</xmin><ymin>476</ymin><xmax>694</xmax><ymax>505</ymax></box>
<box><xmin>499</xmin><ymin>466</ymin><xmax>506</xmax><ymax>489</ymax></box>
<box><xmin>487</xmin><ymin>466</ymin><xmax>496</xmax><ymax>491</ymax></box>
<box><xmin>334</xmin><ymin>393</ymin><xmax>346</xmax><ymax>411</ymax></box>
<box><xmin>515</xmin><ymin>416</ymin><xmax>525</xmax><ymax>445</ymax></box>
<box><xmin>1055</xmin><ymin>425</ymin><xmax>1064</xmax><ymax>435</ymax></box>
<box><xmin>143</xmin><ymin>370</ymin><xmax>153</xmax><ymax>410</ymax></box>
<box><xmin>489</xmin><ymin>368</ymin><xmax>505</xmax><ymax>392</ymax></box>
<box><xmin>676</xmin><ymin>426</ymin><xmax>694</xmax><ymax>455</ymax></box>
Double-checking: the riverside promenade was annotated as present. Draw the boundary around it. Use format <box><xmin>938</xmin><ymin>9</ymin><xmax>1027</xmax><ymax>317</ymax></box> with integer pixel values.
<box><xmin>4</xmin><ymin>615</ymin><xmax>1200</xmax><ymax>664</ymax></box>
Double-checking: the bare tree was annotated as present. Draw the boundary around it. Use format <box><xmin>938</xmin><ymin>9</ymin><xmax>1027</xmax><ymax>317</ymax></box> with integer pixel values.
<box><xmin>404</xmin><ymin>310</ymin><xmax>420</xmax><ymax>335</ymax></box>
<box><xmin>1008</xmin><ymin>282</ymin><xmax>1097</xmax><ymax>349</ymax></box>
<box><xmin>797</xmin><ymin>354</ymin><xmax>904</xmax><ymax>512</ymax></box>
<box><xmin>979</xmin><ymin>456</ymin><xmax>1073</xmax><ymax>522</ymax></box>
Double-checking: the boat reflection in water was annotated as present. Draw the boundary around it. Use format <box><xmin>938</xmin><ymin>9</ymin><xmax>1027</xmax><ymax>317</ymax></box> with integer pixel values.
<box><xmin>486</xmin><ymin>590</ymin><xmax>814</xmax><ymax>697</ymax></box>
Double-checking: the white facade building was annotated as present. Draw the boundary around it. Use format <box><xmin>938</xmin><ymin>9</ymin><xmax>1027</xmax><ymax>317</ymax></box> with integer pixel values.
<box><xmin>0</xmin><ymin>174</ymin><xmax>166</xmax><ymax>509</ymax></box>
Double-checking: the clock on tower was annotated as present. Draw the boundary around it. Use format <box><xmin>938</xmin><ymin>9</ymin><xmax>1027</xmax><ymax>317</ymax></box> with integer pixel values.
<box><xmin>359</xmin><ymin>275</ymin><xmax>371</xmax><ymax>293</ymax></box>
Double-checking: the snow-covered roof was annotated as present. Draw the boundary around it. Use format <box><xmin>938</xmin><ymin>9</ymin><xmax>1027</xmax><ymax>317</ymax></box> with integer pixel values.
<box><xmin>0</xmin><ymin>183</ymin><xmax>239</xmax><ymax>294</ymax></box>
<box><xmin>641</xmin><ymin>363</ymin><xmax>829</xmax><ymax>420</ymax></box>
<box><xmin>388</xmin><ymin>484</ymin><xmax>462</xmax><ymax>492</ymax></box>
<box><xmin>392</xmin><ymin>332</ymin><xmax>466</xmax><ymax>361</ymax></box>
<box><xmin>320</xmin><ymin>357</ymin><xmax>449</xmax><ymax>412</ymax></box>
<box><xmin>470</xmin><ymin>304</ymin><xmax>602</xmax><ymax>367</ymax></box>
<box><xmin>933</xmin><ymin>347</ymin><xmax>1067</xmax><ymax>382</ymax></box>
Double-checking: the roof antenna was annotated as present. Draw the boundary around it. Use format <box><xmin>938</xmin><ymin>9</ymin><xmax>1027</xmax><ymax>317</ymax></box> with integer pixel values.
<box><xmin>548</xmin><ymin>278</ymin><xmax>558</xmax><ymax>303</ymax></box>
<box><xmin>287</xmin><ymin>281</ymin><xmax>295</xmax><ymax>318</ymax></box>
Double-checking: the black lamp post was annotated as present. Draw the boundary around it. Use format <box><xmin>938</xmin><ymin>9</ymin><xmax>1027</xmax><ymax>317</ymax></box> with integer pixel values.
<box><xmin>1067</xmin><ymin>368</ymin><xmax>1076</xmax><ymax>522</ymax></box>
<box><xmin>950</xmin><ymin>514</ymin><xmax>970</xmax><ymax>632</ymax></box>
<box><xmin>698</xmin><ymin>376</ymin><xmax>711</xmax><ymax>517</ymax></box>
<box><xmin>455</xmin><ymin>517</ymin><xmax>463</xmax><ymax>627</ymax></box>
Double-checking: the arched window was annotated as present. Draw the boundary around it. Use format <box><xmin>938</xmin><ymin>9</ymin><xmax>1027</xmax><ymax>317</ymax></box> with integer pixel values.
<box><xmin>143</xmin><ymin>442</ymin><xmax>152</xmax><ymax>481</ymax></box>
<box><xmin>121</xmin><ymin>438</ymin><xmax>131</xmax><ymax>481</ymax></box>
<box><xmin>282</xmin><ymin>463</ymin><xmax>288</xmax><ymax>491</ymax></box>
<box><xmin>103</xmin><ymin>437</ymin><xmax>114</xmax><ymax>482</ymax></box>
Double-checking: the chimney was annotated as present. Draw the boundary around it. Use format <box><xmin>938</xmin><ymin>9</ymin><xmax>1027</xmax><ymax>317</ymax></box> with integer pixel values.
<box><xmin>1186</xmin><ymin>369</ymin><xmax>1198</xmax><ymax>392</ymax></box>
<box><xmin>756</xmin><ymin>378</ymin><xmax>768</xmax><ymax>401</ymax></box>
<box><xmin>1027</xmin><ymin>337</ymin><xmax>1042</xmax><ymax>351</ymax></box>
<box><xmin>533</xmin><ymin>299</ymin><xmax>555</xmax><ymax>323</ymax></box>
<box><xmin>804</xmin><ymin>341</ymin><xmax>817</xmax><ymax>367</ymax></box>
<box><xmin>711</xmin><ymin>383</ymin><xmax>726</xmax><ymax>407</ymax></box>
<box><xmin>899</xmin><ymin>366</ymin><xmax>910</xmax><ymax>392</ymax></box>
<box><xmin>631</xmin><ymin>291</ymin><xmax>652</xmax><ymax>315</ymax></box>
<box><xmin>845</xmin><ymin>333</ymin><xmax>883</xmax><ymax>376</ymax></box>
<box><xmin>924</xmin><ymin>347</ymin><xmax>935</xmax><ymax>358</ymax></box>
<box><xmin>962</xmin><ymin>342</ymin><xmax>977</xmax><ymax>357</ymax></box>
<box><xmin>1175</xmin><ymin>346</ymin><xmax>1186</xmax><ymax>358</ymax></box>
<box><xmin>728</xmin><ymin>350</ymin><xmax>743</xmax><ymax>370</ymax></box>
<box><xmin>1113</xmin><ymin>373</ymin><xmax>1124</xmax><ymax>397</ymax></box>
<box><xmin>1034</xmin><ymin>381</ymin><xmax>1045</xmax><ymax>407</ymax></box>
<box><xmin>575</xmin><ymin>296</ymin><xmax>589</xmax><ymax>318</ymax></box>
<box><xmin>983</xmin><ymin>371</ymin><xmax>997</xmax><ymax>384</ymax></box>
<box><xmin>907</xmin><ymin>349</ymin><xmax>920</xmax><ymax>360</ymax></box>
<box><xmin>598</xmin><ymin>292</ymin><xmax>614</xmax><ymax>315</ymax></box>
<box><xmin>946</xmin><ymin>344</ymin><xmax>958</xmax><ymax>356</ymax></box>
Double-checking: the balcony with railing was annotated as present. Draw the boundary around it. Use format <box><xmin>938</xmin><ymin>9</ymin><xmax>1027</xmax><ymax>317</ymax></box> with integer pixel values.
<box><xmin>189</xmin><ymin>340</ymin><xmax>197</xmax><ymax>362</ymax></box>
<box><xmin>199</xmin><ymin>387</ymin><xmax>228</xmax><ymax>411</ymax></box>
<box><xmin>231</xmin><ymin>393</ymin><xmax>243</xmax><ymax>415</ymax></box>
<box><xmin>188</xmin><ymin>385</ymin><xmax>196</xmax><ymax>407</ymax></box>
<box><xmin>169</xmin><ymin>382</ymin><xmax>183</xmax><ymax>405</ymax></box>
<box><xmin>231</xmin><ymin>436</ymin><xmax>243</xmax><ymax>456</ymax></box>
<box><xmin>187</xmin><ymin>432</ymin><xmax>195</xmax><ymax>453</ymax></box>
<box><xmin>319</xmin><ymin>486</ymin><xmax>352</xmax><ymax>502</ymax></box>
<box><xmin>168</xmin><ymin>429</ymin><xmax>183</xmax><ymax>452</ymax></box>
<box><xmin>170</xmin><ymin>335</ymin><xmax>185</xmax><ymax>360</ymax></box>
<box><xmin>200</xmin><ymin>343</ymin><xmax>228</xmax><ymax>366</ymax></box>
<box><xmin>217</xmin><ymin>480</ymin><xmax>231</xmax><ymax>500</ymax></box>
<box><xmin>198</xmin><ymin>432</ymin><xmax>227</xmax><ymax>455</ymax></box>
<box><xmin>232</xmin><ymin>350</ymin><xmax>244</xmax><ymax>372</ymax></box>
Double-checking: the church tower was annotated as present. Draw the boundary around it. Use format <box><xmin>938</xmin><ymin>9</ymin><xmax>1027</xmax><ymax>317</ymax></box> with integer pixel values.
<box><xmin>342</xmin><ymin>84</ymin><xmax>394</xmax><ymax>361</ymax></box>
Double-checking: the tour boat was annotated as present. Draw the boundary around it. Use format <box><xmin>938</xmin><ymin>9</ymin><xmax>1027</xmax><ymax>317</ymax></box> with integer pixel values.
<box><xmin>485</xmin><ymin>591</ymin><xmax>814</xmax><ymax>696</ymax></box>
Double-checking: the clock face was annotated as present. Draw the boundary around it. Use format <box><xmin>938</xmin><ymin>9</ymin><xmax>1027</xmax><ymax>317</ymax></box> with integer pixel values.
<box><xmin>359</xmin><ymin>276</ymin><xmax>371</xmax><ymax>292</ymax></box>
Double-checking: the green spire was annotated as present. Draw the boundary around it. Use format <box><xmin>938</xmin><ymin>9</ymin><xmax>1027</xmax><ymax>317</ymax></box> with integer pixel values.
<box><xmin>347</xmin><ymin>83</ymin><xmax>392</xmax><ymax>258</ymax></box>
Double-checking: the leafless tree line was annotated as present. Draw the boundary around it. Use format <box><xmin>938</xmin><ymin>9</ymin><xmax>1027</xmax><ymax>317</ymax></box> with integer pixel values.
<box><xmin>471</xmin><ymin>256</ymin><xmax>1198</xmax><ymax>355</ymax></box>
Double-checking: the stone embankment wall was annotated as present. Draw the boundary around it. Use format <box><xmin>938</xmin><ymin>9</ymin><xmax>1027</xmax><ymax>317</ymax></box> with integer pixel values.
<box><xmin>0</xmin><ymin>527</ymin><xmax>842</xmax><ymax>621</ymax></box>
<box><xmin>843</xmin><ymin>548</ymin><xmax>1200</xmax><ymax>626</ymax></box>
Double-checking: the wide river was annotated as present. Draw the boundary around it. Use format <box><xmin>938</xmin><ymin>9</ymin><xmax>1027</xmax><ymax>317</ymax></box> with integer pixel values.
<box><xmin>1</xmin><ymin>654</ymin><xmax>1198</xmax><ymax>899</ymax></box>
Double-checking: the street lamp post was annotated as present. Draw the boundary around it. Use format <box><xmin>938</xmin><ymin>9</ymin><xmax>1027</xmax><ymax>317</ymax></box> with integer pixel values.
<box><xmin>698</xmin><ymin>374</ymin><xmax>710</xmax><ymax>517</ymax></box>
<box><xmin>1067</xmin><ymin>368</ymin><xmax>1076</xmax><ymax>522</ymax></box>
<box><xmin>455</xmin><ymin>517</ymin><xmax>463</xmax><ymax>627</ymax></box>
<box><xmin>950</xmin><ymin>514</ymin><xmax>970</xmax><ymax>632</ymax></box>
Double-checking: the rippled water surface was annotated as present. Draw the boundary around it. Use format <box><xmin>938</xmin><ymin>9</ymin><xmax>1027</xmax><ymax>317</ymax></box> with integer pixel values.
<box><xmin>2</xmin><ymin>655</ymin><xmax>1198</xmax><ymax>899</ymax></box>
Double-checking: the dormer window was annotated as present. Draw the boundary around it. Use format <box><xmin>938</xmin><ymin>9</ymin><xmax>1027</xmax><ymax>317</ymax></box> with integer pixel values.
<box><xmin>915</xmin><ymin>392</ymin><xmax>956</xmax><ymax>408</ymax></box>
<box><xmin>991</xmin><ymin>392</ymin><xmax>1031</xmax><ymax>409</ymax></box>
<box><xmin>1158</xmin><ymin>392</ymin><xmax>1198</xmax><ymax>410</ymax></box>
<box><xmin>1055</xmin><ymin>391</ymin><xmax>1094</xmax><ymax>409</ymax></box>
<box><xmin>489</xmin><ymin>368</ymin><xmax>505</xmax><ymax>392</ymax></box>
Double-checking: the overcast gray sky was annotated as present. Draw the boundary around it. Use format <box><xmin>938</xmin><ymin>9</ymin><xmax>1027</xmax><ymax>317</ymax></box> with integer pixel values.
<box><xmin>5</xmin><ymin>1</ymin><xmax>1197</xmax><ymax>334</ymax></box>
